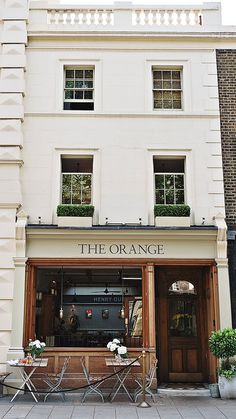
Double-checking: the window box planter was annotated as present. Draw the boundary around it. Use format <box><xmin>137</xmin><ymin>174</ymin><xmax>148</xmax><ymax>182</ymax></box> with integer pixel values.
<box><xmin>154</xmin><ymin>205</ymin><xmax>191</xmax><ymax>227</ymax></box>
<box><xmin>57</xmin><ymin>205</ymin><xmax>94</xmax><ymax>227</ymax></box>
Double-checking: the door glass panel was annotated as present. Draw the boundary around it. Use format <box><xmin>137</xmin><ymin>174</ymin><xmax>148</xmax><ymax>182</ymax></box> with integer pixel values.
<box><xmin>168</xmin><ymin>281</ymin><xmax>196</xmax><ymax>295</ymax></box>
<box><xmin>169</xmin><ymin>299</ymin><xmax>197</xmax><ymax>337</ymax></box>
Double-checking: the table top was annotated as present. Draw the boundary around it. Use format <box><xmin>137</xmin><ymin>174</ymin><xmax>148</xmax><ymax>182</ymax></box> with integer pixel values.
<box><xmin>8</xmin><ymin>358</ymin><xmax>48</xmax><ymax>368</ymax></box>
<box><xmin>105</xmin><ymin>357</ymin><xmax>140</xmax><ymax>367</ymax></box>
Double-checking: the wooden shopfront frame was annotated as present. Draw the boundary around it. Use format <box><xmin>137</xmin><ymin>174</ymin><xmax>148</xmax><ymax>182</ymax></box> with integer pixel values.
<box><xmin>24</xmin><ymin>257</ymin><xmax>219</xmax><ymax>383</ymax></box>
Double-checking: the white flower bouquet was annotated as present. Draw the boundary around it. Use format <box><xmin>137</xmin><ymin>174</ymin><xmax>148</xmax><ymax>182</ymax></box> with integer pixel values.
<box><xmin>28</xmin><ymin>339</ymin><xmax>46</xmax><ymax>359</ymax></box>
<box><xmin>107</xmin><ymin>338</ymin><xmax>128</xmax><ymax>359</ymax></box>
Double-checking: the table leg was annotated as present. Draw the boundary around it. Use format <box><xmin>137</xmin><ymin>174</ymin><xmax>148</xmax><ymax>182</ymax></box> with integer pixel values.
<box><xmin>110</xmin><ymin>367</ymin><xmax>133</xmax><ymax>402</ymax></box>
<box><xmin>10</xmin><ymin>368</ymin><xmax>38</xmax><ymax>403</ymax></box>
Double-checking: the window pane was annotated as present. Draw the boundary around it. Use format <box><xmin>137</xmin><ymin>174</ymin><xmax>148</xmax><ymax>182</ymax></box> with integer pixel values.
<box><xmin>175</xmin><ymin>189</ymin><xmax>185</xmax><ymax>204</ymax></box>
<box><xmin>62</xmin><ymin>190</ymin><xmax>71</xmax><ymax>204</ymax></box>
<box><xmin>163</xmin><ymin>71</ymin><xmax>171</xmax><ymax>79</ymax></box>
<box><xmin>72</xmin><ymin>191</ymin><xmax>81</xmax><ymax>204</ymax></box>
<box><xmin>163</xmin><ymin>81</ymin><xmax>171</xmax><ymax>89</ymax></box>
<box><xmin>66</xmin><ymin>70</ymin><xmax>74</xmax><ymax>78</ymax></box>
<box><xmin>65</xmin><ymin>90</ymin><xmax>73</xmax><ymax>99</ymax></box>
<box><xmin>75</xmin><ymin>81</ymin><xmax>84</xmax><ymax>89</ymax></box>
<box><xmin>163</xmin><ymin>100</ymin><xmax>172</xmax><ymax>109</ymax></box>
<box><xmin>75</xmin><ymin>90</ymin><xmax>83</xmax><ymax>99</ymax></box>
<box><xmin>155</xmin><ymin>175</ymin><xmax>164</xmax><ymax>189</ymax></box>
<box><xmin>154</xmin><ymin>100</ymin><xmax>162</xmax><ymax>109</ymax></box>
<box><xmin>85</xmin><ymin>70</ymin><xmax>93</xmax><ymax>79</ymax></box>
<box><xmin>153</xmin><ymin>91</ymin><xmax>162</xmax><ymax>100</ymax></box>
<box><xmin>75</xmin><ymin>70</ymin><xmax>83</xmax><ymax>78</ymax></box>
<box><xmin>165</xmin><ymin>189</ymin><xmax>174</xmax><ymax>204</ymax></box>
<box><xmin>35</xmin><ymin>267</ymin><xmax>142</xmax><ymax>348</ymax></box>
<box><xmin>153</xmin><ymin>80</ymin><xmax>162</xmax><ymax>89</ymax></box>
<box><xmin>175</xmin><ymin>175</ymin><xmax>184</xmax><ymax>189</ymax></box>
<box><xmin>172</xmin><ymin>81</ymin><xmax>181</xmax><ymax>89</ymax></box>
<box><xmin>163</xmin><ymin>91</ymin><xmax>172</xmax><ymax>100</ymax></box>
<box><xmin>65</xmin><ymin>80</ymin><xmax>74</xmax><ymax>88</ymax></box>
<box><xmin>84</xmin><ymin>91</ymin><xmax>93</xmax><ymax>100</ymax></box>
<box><xmin>173</xmin><ymin>100</ymin><xmax>182</xmax><ymax>109</ymax></box>
<box><xmin>172</xmin><ymin>71</ymin><xmax>181</xmax><ymax>80</ymax></box>
<box><xmin>165</xmin><ymin>175</ymin><xmax>174</xmax><ymax>189</ymax></box>
<box><xmin>156</xmin><ymin>189</ymin><xmax>164</xmax><ymax>204</ymax></box>
<box><xmin>172</xmin><ymin>91</ymin><xmax>181</xmax><ymax>100</ymax></box>
<box><xmin>153</xmin><ymin>70</ymin><xmax>162</xmax><ymax>79</ymax></box>
<box><xmin>169</xmin><ymin>299</ymin><xmax>197</xmax><ymax>337</ymax></box>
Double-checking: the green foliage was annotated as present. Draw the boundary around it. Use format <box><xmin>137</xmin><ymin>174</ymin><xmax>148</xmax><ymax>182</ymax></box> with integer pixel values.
<box><xmin>57</xmin><ymin>204</ymin><xmax>94</xmax><ymax>217</ymax></box>
<box><xmin>209</xmin><ymin>328</ymin><xmax>236</xmax><ymax>360</ymax></box>
<box><xmin>209</xmin><ymin>328</ymin><xmax>236</xmax><ymax>380</ymax></box>
<box><xmin>218</xmin><ymin>360</ymin><xmax>236</xmax><ymax>380</ymax></box>
<box><xmin>154</xmin><ymin>204</ymin><xmax>190</xmax><ymax>217</ymax></box>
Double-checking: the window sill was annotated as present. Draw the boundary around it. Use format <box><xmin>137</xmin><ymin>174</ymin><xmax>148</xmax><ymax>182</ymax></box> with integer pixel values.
<box><xmin>57</xmin><ymin>216</ymin><xmax>93</xmax><ymax>227</ymax></box>
<box><xmin>155</xmin><ymin>216</ymin><xmax>190</xmax><ymax>227</ymax></box>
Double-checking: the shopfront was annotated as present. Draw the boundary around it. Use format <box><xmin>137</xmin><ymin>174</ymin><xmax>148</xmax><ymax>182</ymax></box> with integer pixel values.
<box><xmin>23</xmin><ymin>227</ymin><xmax>221</xmax><ymax>385</ymax></box>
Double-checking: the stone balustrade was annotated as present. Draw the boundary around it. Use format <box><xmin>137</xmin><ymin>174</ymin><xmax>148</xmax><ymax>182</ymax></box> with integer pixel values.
<box><xmin>28</xmin><ymin>2</ymin><xmax>224</xmax><ymax>33</ymax></box>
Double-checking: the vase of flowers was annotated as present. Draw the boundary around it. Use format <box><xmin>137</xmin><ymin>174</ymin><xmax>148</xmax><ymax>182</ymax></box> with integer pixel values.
<box><xmin>28</xmin><ymin>339</ymin><xmax>46</xmax><ymax>360</ymax></box>
<box><xmin>107</xmin><ymin>338</ymin><xmax>128</xmax><ymax>361</ymax></box>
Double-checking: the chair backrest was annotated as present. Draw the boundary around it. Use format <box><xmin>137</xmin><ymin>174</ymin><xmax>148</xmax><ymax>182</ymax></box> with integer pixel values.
<box><xmin>147</xmin><ymin>358</ymin><xmax>158</xmax><ymax>384</ymax></box>
<box><xmin>57</xmin><ymin>356</ymin><xmax>70</xmax><ymax>385</ymax></box>
<box><xmin>80</xmin><ymin>357</ymin><xmax>90</xmax><ymax>383</ymax></box>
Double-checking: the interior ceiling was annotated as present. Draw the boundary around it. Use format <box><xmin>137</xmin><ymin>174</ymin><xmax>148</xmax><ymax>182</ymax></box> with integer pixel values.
<box><xmin>37</xmin><ymin>267</ymin><xmax>142</xmax><ymax>286</ymax></box>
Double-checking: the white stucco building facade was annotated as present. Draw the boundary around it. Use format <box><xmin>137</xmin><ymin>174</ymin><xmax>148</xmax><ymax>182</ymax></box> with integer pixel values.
<box><xmin>0</xmin><ymin>1</ymin><xmax>235</xmax><ymax>385</ymax></box>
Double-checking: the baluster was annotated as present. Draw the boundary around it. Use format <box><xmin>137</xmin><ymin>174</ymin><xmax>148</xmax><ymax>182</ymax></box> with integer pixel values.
<box><xmin>98</xmin><ymin>10</ymin><xmax>103</xmax><ymax>25</ymax></box>
<box><xmin>186</xmin><ymin>10</ymin><xmax>191</xmax><ymax>25</ymax></box>
<box><xmin>167</xmin><ymin>10</ymin><xmax>173</xmax><ymax>25</ymax></box>
<box><xmin>49</xmin><ymin>10</ymin><xmax>56</xmax><ymax>25</ymax></box>
<box><xmin>152</xmin><ymin>11</ymin><xmax>157</xmax><ymax>25</ymax></box>
<box><xmin>65</xmin><ymin>10</ymin><xmax>71</xmax><ymax>24</ymax></box>
<box><xmin>81</xmin><ymin>10</ymin><xmax>86</xmax><ymax>25</ymax></box>
<box><xmin>106</xmin><ymin>11</ymin><xmax>112</xmax><ymax>25</ymax></box>
<box><xmin>160</xmin><ymin>10</ymin><xmax>165</xmax><ymax>26</ymax></box>
<box><xmin>58</xmin><ymin>10</ymin><xmax>64</xmax><ymax>25</ymax></box>
<box><xmin>193</xmin><ymin>10</ymin><xmax>199</xmax><ymax>26</ymax></box>
<box><xmin>135</xmin><ymin>10</ymin><xmax>141</xmax><ymax>25</ymax></box>
<box><xmin>144</xmin><ymin>10</ymin><xmax>149</xmax><ymax>25</ymax></box>
<box><xmin>89</xmin><ymin>10</ymin><xmax>95</xmax><ymax>25</ymax></box>
<box><xmin>176</xmin><ymin>10</ymin><xmax>182</xmax><ymax>25</ymax></box>
<box><xmin>74</xmin><ymin>10</ymin><xmax>79</xmax><ymax>25</ymax></box>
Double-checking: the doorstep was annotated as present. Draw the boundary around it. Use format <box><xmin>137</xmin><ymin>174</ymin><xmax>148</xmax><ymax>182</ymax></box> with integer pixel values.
<box><xmin>158</xmin><ymin>382</ymin><xmax>210</xmax><ymax>397</ymax></box>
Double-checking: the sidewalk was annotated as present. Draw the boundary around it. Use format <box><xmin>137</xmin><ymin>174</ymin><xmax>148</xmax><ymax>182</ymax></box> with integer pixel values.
<box><xmin>0</xmin><ymin>394</ymin><xmax>236</xmax><ymax>418</ymax></box>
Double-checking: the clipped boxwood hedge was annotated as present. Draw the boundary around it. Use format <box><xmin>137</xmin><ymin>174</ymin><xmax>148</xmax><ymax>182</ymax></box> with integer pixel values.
<box><xmin>57</xmin><ymin>204</ymin><xmax>94</xmax><ymax>217</ymax></box>
<box><xmin>154</xmin><ymin>204</ymin><xmax>190</xmax><ymax>217</ymax></box>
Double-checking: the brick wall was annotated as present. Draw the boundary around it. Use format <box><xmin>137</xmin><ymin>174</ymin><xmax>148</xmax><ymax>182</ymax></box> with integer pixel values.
<box><xmin>217</xmin><ymin>50</ymin><xmax>236</xmax><ymax>328</ymax></box>
<box><xmin>216</xmin><ymin>50</ymin><xmax>236</xmax><ymax>228</ymax></box>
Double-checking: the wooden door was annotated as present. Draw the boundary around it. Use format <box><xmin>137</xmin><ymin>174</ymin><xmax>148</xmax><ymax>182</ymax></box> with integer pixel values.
<box><xmin>157</xmin><ymin>267</ymin><xmax>208</xmax><ymax>383</ymax></box>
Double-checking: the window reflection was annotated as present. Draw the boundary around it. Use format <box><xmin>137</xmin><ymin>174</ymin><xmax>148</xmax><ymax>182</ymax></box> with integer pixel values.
<box><xmin>35</xmin><ymin>267</ymin><xmax>143</xmax><ymax>348</ymax></box>
<box><xmin>169</xmin><ymin>299</ymin><xmax>197</xmax><ymax>337</ymax></box>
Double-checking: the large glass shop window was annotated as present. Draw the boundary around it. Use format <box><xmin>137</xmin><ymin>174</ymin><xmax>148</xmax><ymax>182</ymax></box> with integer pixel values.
<box><xmin>35</xmin><ymin>267</ymin><xmax>143</xmax><ymax>348</ymax></box>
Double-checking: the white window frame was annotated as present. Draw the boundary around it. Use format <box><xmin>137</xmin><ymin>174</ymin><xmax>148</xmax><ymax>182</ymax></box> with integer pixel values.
<box><xmin>152</xmin><ymin>67</ymin><xmax>183</xmax><ymax>111</ymax></box>
<box><xmin>52</xmin><ymin>148</ymin><xmax>100</xmax><ymax>225</ymax></box>
<box><xmin>64</xmin><ymin>66</ymin><xmax>95</xmax><ymax>110</ymax></box>
<box><xmin>154</xmin><ymin>170</ymin><xmax>185</xmax><ymax>205</ymax></box>
<box><xmin>56</xmin><ymin>59</ymin><xmax>101</xmax><ymax>113</ymax></box>
<box><xmin>146</xmin><ymin>149</ymin><xmax>193</xmax><ymax>225</ymax></box>
<box><xmin>145</xmin><ymin>60</ymin><xmax>191</xmax><ymax>113</ymax></box>
<box><xmin>61</xmin><ymin>164</ymin><xmax>93</xmax><ymax>205</ymax></box>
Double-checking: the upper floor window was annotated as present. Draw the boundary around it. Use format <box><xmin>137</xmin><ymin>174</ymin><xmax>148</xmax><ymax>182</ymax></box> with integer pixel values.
<box><xmin>152</xmin><ymin>68</ymin><xmax>182</xmax><ymax>110</ymax></box>
<box><xmin>154</xmin><ymin>158</ymin><xmax>185</xmax><ymax>205</ymax></box>
<box><xmin>64</xmin><ymin>67</ymin><xmax>94</xmax><ymax>111</ymax></box>
<box><xmin>61</xmin><ymin>157</ymin><xmax>93</xmax><ymax>204</ymax></box>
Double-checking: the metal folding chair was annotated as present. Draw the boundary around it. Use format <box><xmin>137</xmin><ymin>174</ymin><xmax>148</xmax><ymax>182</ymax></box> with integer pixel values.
<box><xmin>80</xmin><ymin>357</ymin><xmax>104</xmax><ymax>403</ymax></box>
<box><xmin>133</xmin><ymin>358</ymin><xmax>157</xmax><ymax>402</ymax></box>
<box><xmin>43</xmin><ymin>356</ymin><xmax>70</xmax><ymax>402</ymax></box>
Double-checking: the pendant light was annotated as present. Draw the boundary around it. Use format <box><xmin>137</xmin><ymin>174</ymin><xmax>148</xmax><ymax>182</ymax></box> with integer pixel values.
<box><xmin>59</xmin><ymin>267</ymin><xmax>64</xmax><ymax>319</ymax></box>
<box><xmin>119</xmin><ymin>268</ymin><xmax>125</xmax><ymax>319</ymax></box>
